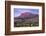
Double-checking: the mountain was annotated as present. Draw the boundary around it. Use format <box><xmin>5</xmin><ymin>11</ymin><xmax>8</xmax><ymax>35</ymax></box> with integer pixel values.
<box><xmin>15</xmin><ymin>12</ymin><xmax>38</xmax><ymax>19</ymax></box>
<box><xmin>14</xmin><ymin>12</ymin><xmax>39</xmax><ymax>27</ymax></box>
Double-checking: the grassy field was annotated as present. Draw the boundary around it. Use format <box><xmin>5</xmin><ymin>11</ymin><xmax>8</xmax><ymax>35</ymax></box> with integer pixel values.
<box><xmin>14</xmin><ymin>20</ymin><xmax>39</xmax><ymax>27</ymax></box>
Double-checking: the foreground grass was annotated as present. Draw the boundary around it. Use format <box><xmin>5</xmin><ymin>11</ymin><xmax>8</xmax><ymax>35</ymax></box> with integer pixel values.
<box><xmin>14</xmin><ymin>22</ymin><xmax>39</xmax><ymax>27</ymax></box>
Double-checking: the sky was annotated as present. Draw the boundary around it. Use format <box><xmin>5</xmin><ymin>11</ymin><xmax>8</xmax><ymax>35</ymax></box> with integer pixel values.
<box><xmin>14</xmin><ymin>8</ymin><xmax>39</xmax><ymax>17</ymax></box>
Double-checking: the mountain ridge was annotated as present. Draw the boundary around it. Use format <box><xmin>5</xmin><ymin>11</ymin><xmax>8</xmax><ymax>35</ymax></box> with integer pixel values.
<box><xmin>15</xmin><ymin>12</ymin><xmax>38</xmax><ymax>19</ymax></box>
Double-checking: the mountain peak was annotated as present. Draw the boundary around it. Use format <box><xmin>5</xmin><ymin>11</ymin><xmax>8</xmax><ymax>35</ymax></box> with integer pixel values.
<box><xmin>20</xmin><ymin>12</ymin><xmax>33</xmax><ymax>17</ymax></box>
<box><xmin>21</xmin><ymin>12</ymin><xmax>29</xmax><ymax>16</ymax></box>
